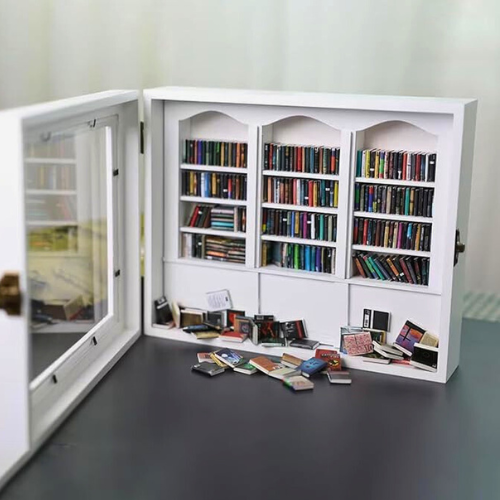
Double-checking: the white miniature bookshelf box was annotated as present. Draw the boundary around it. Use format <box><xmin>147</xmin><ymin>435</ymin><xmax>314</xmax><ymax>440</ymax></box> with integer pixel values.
<box><xmin>144</xmin><ymin>87</ymin><xmax>477</xmax><ymax>385</ymax></box>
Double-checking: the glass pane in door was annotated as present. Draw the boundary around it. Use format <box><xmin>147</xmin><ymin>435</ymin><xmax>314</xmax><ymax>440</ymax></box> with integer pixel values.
<box><xmin>25</xmin><ymin>124</ymin><xmax>114</xmax><ymax>380</ymax></box>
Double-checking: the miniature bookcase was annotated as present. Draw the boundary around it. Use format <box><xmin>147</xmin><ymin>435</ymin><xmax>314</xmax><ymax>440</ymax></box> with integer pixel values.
<box><xmin>144</xmin><ymin>88</ymin><xmax>477</xmax><ymax>383</ymax></box>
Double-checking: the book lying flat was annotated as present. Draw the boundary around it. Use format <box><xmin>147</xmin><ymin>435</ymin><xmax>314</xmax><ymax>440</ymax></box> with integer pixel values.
<box><xmin>192</xmin><ymin>362</ymin><xmax>225</xmax><ymax>377</ymax></box>
<box><xmin>283</xmin><ymin>375</ymin><xmax>314</xmax><ymax>391</ymax></box>
<box><xmin>249</xmin><ymin>356</ymin><xmax>281</xmax><ymax>375</ymax></box>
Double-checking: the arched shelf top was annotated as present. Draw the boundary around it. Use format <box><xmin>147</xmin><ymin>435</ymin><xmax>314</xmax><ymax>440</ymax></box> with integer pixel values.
<box><xmin>263</xmin><ymin>115</ymin><xmax>341</xmax><ymax>147</ymax></box>
<box><xmin>361</xmin><ymin>120</ymin><xmax>438</xmax><ymax>152</ymax></box>
<box><xmin>180</xmin><ymin>109</ymin><xmax>248</xmax><ymax>127</ymax></box>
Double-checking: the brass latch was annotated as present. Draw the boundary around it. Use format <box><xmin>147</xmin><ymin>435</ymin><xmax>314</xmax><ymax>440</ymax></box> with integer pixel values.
<box><xmin>454</xmin><ymin>230</ymin><xmax>466</xmax><ymax>266</ymax></box>
<box><xmin>0</xmin><ymin>272</ymin><xmax>21</xmax><ymax>316</ymax></box>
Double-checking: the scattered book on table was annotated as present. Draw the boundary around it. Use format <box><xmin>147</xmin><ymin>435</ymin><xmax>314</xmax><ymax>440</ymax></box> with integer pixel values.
<box><xmin>197</xmin><ymin>353</ymin><xmax>215</xmax><ymax>363</ymax></box>
<box><xmin>281</xmin><ymin>353</ymin><xmax>304</xmax><ymax>369</ymax></box>
<box><xmin>192</xmin><ymin>362</ymin><xmax>225</xmax><ymax>377</ymax></box>
<box><xmin>327</xmin><ymin>371</ymin><xmax>352</xmax><ymax>385</ymax></box>
<box><xmin>393</xmin><ymin>320</ymin><xmax>426</xmax><ymax>356</ymax></box>
<box><xmin>268</xmin><ymin>366</ymin><xmax>300</xmax><ymax>380</ymax></box>
<box><xmin>210</xmin><ymin>353</ymin><xmax>229</xmax><ymax>368</ymax></box>
<box><xmin>289</xmin><ymin>338</ymin><xmax>320</xmax><ymax>350</ymax></box>
<box><xmin>362</xmin><ymin>352</ymin><xmax>391</xmax><ymax>364</ymax></box>
<box><xmin>213</xmin><ymin>348</ymin><xmax>244</xmax><ymax>368</ymax></box>
<box><xmin>315</xmin><ymin>349</ymin><xmax>341</xmax><ymax>372</ymax></box>
<box><xmin>299</xmin><ymin>357</ymin><xmax>328</xmax><ymax>378</ymax></box>
<box><xmin>233</xmin><ymin>361</ymin><xmax>258</xmax><ymax>375</ymax></box>
<box><xmin>249</xmin><ymin>356</ymin><xmax>282</xmax><ymax>375</ymax></box>
<box><xmin>283</xmin><ymin>375</ymin><xmax>314</xmax><ymax>392</ymax></box>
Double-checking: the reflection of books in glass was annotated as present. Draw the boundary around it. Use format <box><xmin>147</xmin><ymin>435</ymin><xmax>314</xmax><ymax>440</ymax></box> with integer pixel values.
<box><xmin>299</xmin><ymin>358</ymin><xmax>327</xmax><ymax>378</ymax></box>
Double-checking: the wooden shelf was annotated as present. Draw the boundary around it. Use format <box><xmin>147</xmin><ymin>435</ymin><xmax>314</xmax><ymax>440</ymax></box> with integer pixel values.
<box><xmin>180</xmin><ymin>227</ymin><xmax>246</xmax><ymax>239</ymax></box>
<box><xmin>180</xmin><ymin>163</ymin><xmax>248</xmax><ymax>174</ymax></box>
<box><xmin>26</xmin><ymin>189</ymin><xmax>77</xmax><ymax>196</ymax></box>
<box><xmin>175</xmin><ymin>257</ymin><xmax>247</xmax><ymax>271</ymax></box>
<box><xmin>180</xmin><ymin>196</ymin><xmax>247</xmax><ymax>206</ymax></box>
<box><xmin>353</xmin><ymin>211</ymin><xmax>433</xmax><ymax>223</ymax></box>
<box><xmin>263</xmin><ymin>170</ymin><xmax>339</xmax><ymax>180</ymax></box>
<box><xmin>355</xmin><ymin>177</ymin><xmax>435</xmax><ymax>188</ymax></box>
<box><xmin>259</xmin><ymin>264</ymin><xmax>337</xmax><ymax>282</ymax></box>
<box><xmin>352</xmin><ymin>244</ymin><xmax>431</xmax><ymax>257</ymax></box>
<box><xmin>25</xmin><ymin>158</ymin><xmax>76</xmax><ymax>165</ymax></box>
<box><xmin>348</xmin><ymin>275</ymin><xmax>429</xmax><ymax>291</ymax></box>
<box><xmin>261</xmin><ymin>234</ymin><xmax>336</xmax><ymax>248</ymax></box>
<box><xmin>261</xmin><ymin>203</ymin><xmax>337</xmax><ymax>214</ymax></box>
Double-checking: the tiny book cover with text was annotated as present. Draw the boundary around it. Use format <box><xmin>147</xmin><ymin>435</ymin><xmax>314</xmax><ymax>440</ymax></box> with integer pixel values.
<box><xmin>299</xmin><ymin>357</ymin><xmax>328</xmax><ymax>378</ymax></box>
<box><xmin>315</xmin><ymin>349</ymin><xmax>341</xmax><ymax>372</ymax></box>
<box><xmin>394</xmin><ymin>320</ymin><xmax>426</xmax><ymax>356</ymax></box>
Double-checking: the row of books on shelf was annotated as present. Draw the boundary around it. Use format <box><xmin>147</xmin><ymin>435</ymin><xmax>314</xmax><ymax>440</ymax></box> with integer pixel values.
<box><xmin>182</xmin><ymin>139</ymin><xmax>248</xmax><ymax>168</ymax></box>
<box><xmin>182</xmin><ymin>234</ymin><xmax>246</xmax><ymax>264</ymax></box>
<box><xmin>26</xmin><ymin>196</ymin><xmax>77</xmax><ymax>221</ymax></box>
<box><xmin>29</xmin><ymin>227</ymin><xmax>78</xmax><ymax>252</ymax></box>
<box><xmin>262</xmin><ymin>209</ymin><xmax>337</xmax><ymax>242</ymax></box>
<box><xmin>264</xmin><ymin>143</ymin><xmax>340</xmax><ymax>175</ymax></box>
<box><xmin>353</xmin><ymin>251</ymin><xmax>429</xmax><ymax>286</ymax></box>
<box><xmin>182</xmin><ymin>171</ymin><xmax>247</xmax><ymax>200</ymax></box>
<box><xmin>356</xmin><ymin>149</ymin><xmax>436</xmax><ymax>182</ymax></box>
<box><xmin>263</xmin><ymin>177</ymin><xmax>339</xmax><ymax>208</ymax></box>
<box><xmin>353</xmin><ymin>217</ymin><xmax>431</xmax><ymax>252</ymax></box>
<box><xmin>26</xmin><ymin>165</ymin><xmax>76</xmax><ymax>191</ymax></box>
<box><xmin>262</xmin><ymin>242</ymin><xmax>336</xmax><ymax>274</ymax></box>
<box><xmin>25</xmin><ymin>138</ymin><xmax>75</xmax><ymax>159</ymax></box>
<box><xmin>354</xmin><ymin>183</ymin><xmax>434</xmax><ymax>218</ymax></box>
<box><xmin>186</xmin><ymin>204</ymin><xmax>247</xmax><ymax>232</ymax></box>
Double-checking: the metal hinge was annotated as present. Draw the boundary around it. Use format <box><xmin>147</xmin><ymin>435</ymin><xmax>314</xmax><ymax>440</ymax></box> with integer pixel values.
<box><xmin>454</xmin><ymin>229</ymin><xmax>466</xmax><ymax>266</ymax></box>
<box><xmin>0</xmin><ymin>272</ymin><xmax>21</xmax><ymax>316</ymax></box>
<box><xmin>113</xmin><ymin>169</ymin><xmax>119</xmax><ymax>177</ymax></box>
<box><xmin>140</xmin><ymin>121</ymin><xmax>145</xmax><ymax>154</ymax></box>
<box><xmin>114</xmin><ymin>270</ymin><xmax>121</xmax><ymax>278</ymax></box>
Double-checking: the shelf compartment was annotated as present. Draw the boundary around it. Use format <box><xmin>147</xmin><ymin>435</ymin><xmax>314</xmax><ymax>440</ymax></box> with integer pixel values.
<box><xmin>263</xmin><ymin>170</ymin><xmax>339</xmax><ymax>180</ymax></box>
<box><xmin>181</xmin><ymin>196</ymin><xmax>247</xmax><ymax>206</ymax></box>
<box><xmin>352</xmin><ymin>245</ymin><xmax>430</xmax><ymax>257</ymax></box>
<box><xmin>353</xmin><ymin>211</ymin><xmax>432</xmax><ymax>223</ymax></box>
<box><xmin>262</xmin><ymin>235</ymin><xmax>336</xmax><ymax>248</ymax></box>
<box><xmin>180</xmin><ymin>227</ymin><xmax>246</xmax><ymax>239</ymax></box>
<box><xmin>180</xmin><ymin>163</ymin><xmax>248</xmax><ymax>174</ymax></box>
<box><xmin>261</xmin><ymin>203</ymin><xmax>337</xmax><ymax>215</ymax></box>
<box><xmin>355</xmin><ymin>177</ymin><xmax>435</xmax><ymax>188</ymax></box>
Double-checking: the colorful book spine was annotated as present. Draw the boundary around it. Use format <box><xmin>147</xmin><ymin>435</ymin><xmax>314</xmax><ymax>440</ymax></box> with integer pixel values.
<box><xmin>264</xmin><ymin>143</ymin><xmax>340</xmax><ymax>175</ymax></box>
<box><xmin>353</xmin><ymin>217</ymin><xmax>431</xmax><ymax>252</ymax></box>
<box><xmin>262</xmin><ymin>209</ymin><xmax>337</xmax><ymax>242</ymax></box>
<box><xmin>354</xmin><ymin>183</ymin><xmax>433</xmax><ymax>217</ymax></box>
<box><xmin>356</xmin><ymin>149</ymin><xmax>436</xmax><ymax>182</ymax></box>
<box><xmin>263</xmin><ymin>177</ymin><xmax>338</xmax><ymax>208</ymax></box>
<box><xmin>183</xmin><ymin>139</ymin><xmax>248</xmax><ymax>168</ymax></box>
<box><xmin>262</xmin><ymin>242</ymin><xmax>336</xmax><ymax>274</ymax></box>
<box><xmin>183</xmin><ymin>235</ymin><xmax>246</xmax><ymax>264</ymax></box>
<box><xmin>182</xmin><ymin>171</ymin><xmax>247</xmax><ymax>200</ymax></box>
<box><xmin>353</xmin><ymin>251</ymin><xmax>429</xmax><ymax>286</ymax></box>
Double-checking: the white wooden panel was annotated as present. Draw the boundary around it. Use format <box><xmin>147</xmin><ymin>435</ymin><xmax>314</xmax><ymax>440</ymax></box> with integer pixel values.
<box><xmin>260</xmin><ymin>274</ymin><xmax>348</xmax><ymax>346</ymax></box>
<box><xmin>164</xmin><ymin>262</ymin><xmax>259</xmax><ymax>315</ymax></box>
<box><xmin>0</xmin><ymin>115</ymin><xmax>30</xmax><ymax>481</ymax></box>
<box><xmin>189</xmin><ymin>111</ymin><xmax>248</xmax><ymax>142</ymax></box>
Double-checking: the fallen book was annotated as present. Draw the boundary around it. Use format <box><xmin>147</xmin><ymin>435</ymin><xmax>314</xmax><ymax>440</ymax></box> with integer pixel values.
<box><xmin>315</xmin><ymin>348</ymin><xmax>342</xmax><ymax>372</ymax></box>
<box><xmin>192</xmin><ymin>330</ymin><xmax>220</xmax><ymax>340</ymax></box>
<box><xmin>409</xmin><ymin>343</ymin><xmax>438</xmax><ymax>372</ymax></box>
<box><xmin>210</xmin><ymin>352</ymin><xmax>230</xmax><ymax>368</ymax></box>
<box><xmin>327</xmin><ymin>371</ymin><xmax>352</xmax><ymax>385</ymax></box>
<box><xmin>289</xmin><ymin>338</ymin><xmax>320</xmax><ymax>350</ymax></box>
<box><xmin>249</xmin><ymin>356</ymin><xmax>282</xmax><ymax>375</ymax></box>
<box><xmin>362</xmin><ymin>352</ymin><xmax>391</xmax><ymax>364</ymax></box>
<box><xmin>283</xmin><ymin>375</ymin><xmax>314</xmax><ymax>392</ymax></box>
<box><xmin>393</xmin><ymin>320</ymin><xmax>426</xmax><ymax>356</ymax></box>
<box><xmin>281</xmin><ymin>353</ymin><xmax>304</xmax><ymax>369</ymax></box>
<box><xmin>219</xmin><ymin>331</ymin><xmax>248</xmax><ymax>343</ymax></box>
<box><xmin>191</xmin><ymin>362</ymin><xmax>225</xmax><ymax>377</ymax></box>
<box><xmin>197</xmin><ymin>352</ymin><xmax>215</xmax><ymax>363</ymax></box>
<box><xmin>268</xmin><ymin>367</ymin><xmax>300</xmax><ymax>380</ymax></box>
<box><xmin>372</xmin><ymin>341</ymin><xmax>403</xmax><ymax>360</ymax></box>
<box><xmin>233</xmin><ymin>360</ymin><xmax>258</xmax><ymax>375</ymax></box>
<box><xmin>213</xmin><ymin>348</ymin><xmax>244</xmax><ymax>368</ymax></box>
<box><xmin>299</xmin><ymin>357</ymin><xmax>328</xmax><ymax>378</ymax></box>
